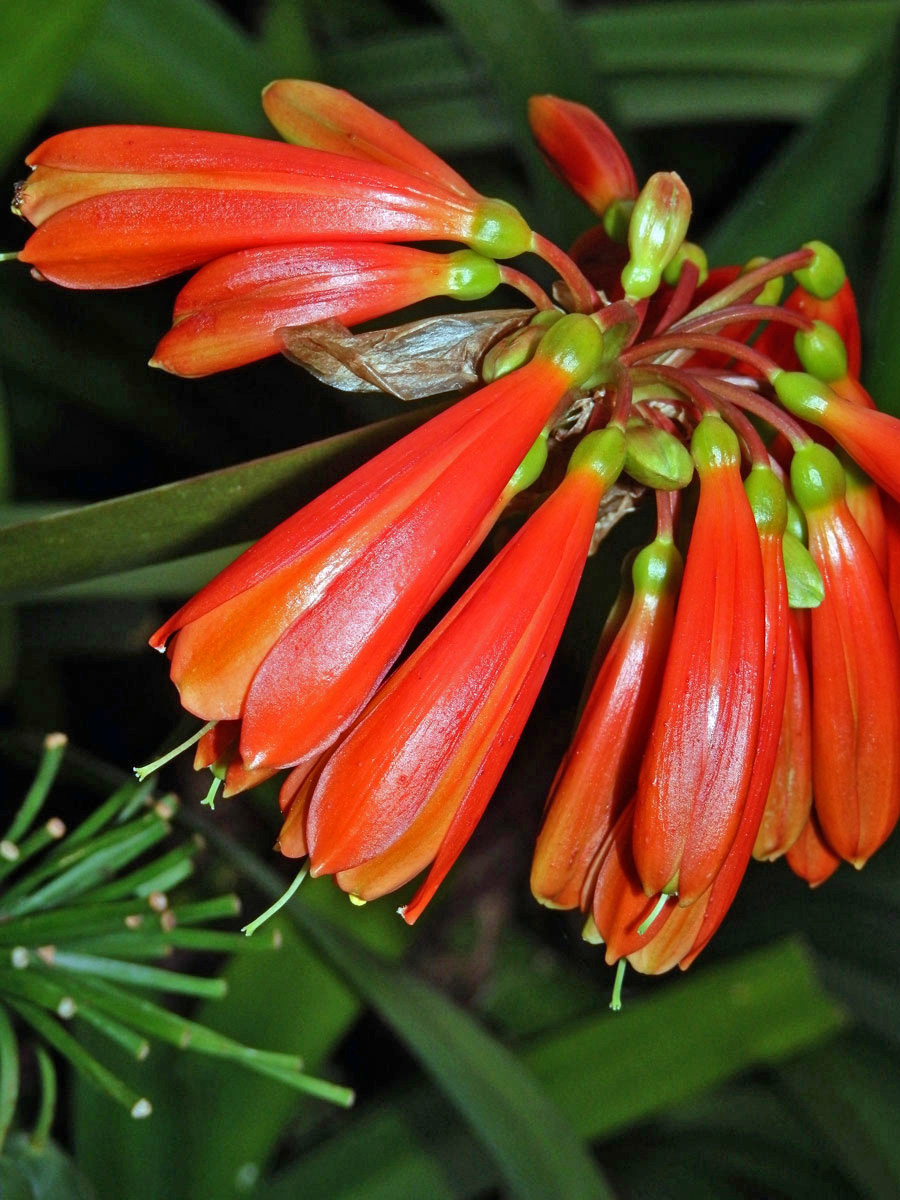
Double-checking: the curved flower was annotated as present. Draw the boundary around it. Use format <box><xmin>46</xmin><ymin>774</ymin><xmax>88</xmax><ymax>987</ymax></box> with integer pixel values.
<box><xmin>303</xmin><ymin>427</ymin><xmax>626</xmax><ymax>922</ymax></box>
<box><xmin>15</xmin><ymin>125</ymin><xmax>532</xmax><ymax>289</ymax></box>
<box><xmin>631</xmin><ymin>415</ymin><xmax>766</xmax><ymax>905</ymax></box>
<box><xmin>150</xmin><ymin>243</ymin><xmax>502</xmax><ymax>376</ymax></box>
<box><xmin>151</xmin><ymin>314</ymin><xmax>605</xmax><ymax>778</ymax></box>
<box><xmin>792</xmin><ymin>444</ymin><xmax>900</xmax><ymax>865</ymax></box>
<box><xmin>530</xmin><ymin>533</ymin><xmax>682</xmax><ymax>910</ymax></box>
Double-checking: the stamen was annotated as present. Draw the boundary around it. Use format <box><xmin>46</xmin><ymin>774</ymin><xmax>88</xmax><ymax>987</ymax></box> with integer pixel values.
<box><xmin>134</xmin><ymin>721</ymin><xmax>216</xmax><ymax>781</ymax></box>
<box><xmin>242</xmin><ymin>864</ymin><xmax>308</xmax><ymax>937</ymax></box>
<box><xmin>609</xmin><ymin>959</ymin><xmax>627</xmax><ymax>1011</ymax></box>
<box><xmin>201</xmin><ymin>774</ymin><xmax>222</xmax><ymax>810</ymax></box>
<box><xmin>637</xmin><ymin>893</ymin><xmax>669</xmax><ymax>936</ymax></box>
<box><xmin>530</xmin><ymin>232</ymin><xmax>600</xmax><ymax>313</ymax></box>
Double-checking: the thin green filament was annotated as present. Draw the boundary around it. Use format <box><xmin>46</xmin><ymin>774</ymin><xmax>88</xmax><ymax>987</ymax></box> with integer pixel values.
<box><xmin>134</xmin><ymin>721</ymin><xmax>215</xmax><ymax>781</ymax></box>
<box><xmin>637</xmin><ymin>893</ymin><xmax>669</xmax><ymax>936</ymax></box>
<box><xmin>201</xmin><ymin>775</ymin><xmax>222</xmax><ymax>811</ymax></box>
<box><xmin>242</xmin><ymin>864</ymin><xmax>309</xmax><ymax>937</ymax></box>
<box><xmin>609</xmin><ymin>960</ymin><xmax>627</xmax><ymax>1012</ymax></box>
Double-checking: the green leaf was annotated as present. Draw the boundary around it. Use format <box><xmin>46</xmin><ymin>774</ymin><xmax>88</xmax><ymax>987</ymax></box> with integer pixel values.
<box><xmin>867</xmin><ymin>105</ymin><xmax>900</xmax><ymax>409</ymax></box>
<box><xmin>0</xmin><ymin>408</ymin><xmax>436</xmax><ymax>599</ymax></box>
<box><xmin>707</xmin><ymin>48</ymin><xmax>894</xmax><ymax>264</ymax></box>
<box><xmin>0</xmin><ymin>0</ymin><xmax>106</xmax><ymax>168</ymax></box>
<box><xmin>1</xmin><ymin>1134</ymin><xmax>96</xmax><ymax>1200</ymax></box>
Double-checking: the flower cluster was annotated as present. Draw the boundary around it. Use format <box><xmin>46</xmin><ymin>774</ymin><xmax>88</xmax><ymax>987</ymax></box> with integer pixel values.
<box><xmin>13</xmin><ymin>84</ymin><xmax>900</xmax><ymax>986</ymax></box>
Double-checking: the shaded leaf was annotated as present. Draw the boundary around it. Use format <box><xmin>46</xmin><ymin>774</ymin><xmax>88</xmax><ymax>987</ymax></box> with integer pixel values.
<box><xmin>0</xmin><ymin>408</ymin><xmax>438</xmax><ymax>598</ymax></box>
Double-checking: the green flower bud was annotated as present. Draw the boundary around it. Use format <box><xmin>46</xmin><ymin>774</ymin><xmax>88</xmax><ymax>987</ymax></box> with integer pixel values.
<box><xmin>567</xmin><ymin>426</ymin><xmax>627</xmax><ymax>486</ymax></box>
<box><xmin>743</xmin><ymin>256</ymin><xmax>783</xmax><ymax>306</ymax></box>
<box><xmin>507</xmin><ymin>432</ymin><xmax>549</xmax><ymax>494</ymax></box>
<box><xmin>690</xmin><ymin>413</ymin><xmax>741</xmax><ymax>473</ymax></box>
<box><xmin>793</xmin><ymin>240</ymin><xmax>846</xmax><ymax>300</ymax></box>
<box><xmin>621</xmin><ymin>171</ymin><xmax>692</xmax><ymax>300</ymax></box>
<box><xmin>783</xmin><ymin>531</ymin><xmax>825</xmax><ymax>608</ymax></box>
<box><xmin>631</xmin><ymin>537</ymin><xmax>683</xmax><ymax>597</ymax></box>
<box><xmin>624</xmin><ymin>419</ymin><xmax>695</xmax><ymax>490</ymax></box>
<box><xmin>468</xmin><ymin>197</ymin><xmax>533</xmax><ymax>259</ymax></box>
<box><xmin>793</xmin><ymin>320</ymin><xmax>847</xmax><ymax>383</ymax></box>
<box><xmin>745</xmin><ymin>464</ymin><xmax>788</xmax><ymax>537</ymax></box>
<box><xmin>482</xmin><ymin>326</ymin><xmax>547</xmax><ymax>382</ymax></box>
<box><xmin>662</xmin><ymin>241</ymin><xmax>708</xmax><ymax>287</ymax></box>
<box><xmin>772</xmin><ymin>371</ymin><xmax>829</xmax><ymax>421</ymax></box>
<box><xmin>790</xmin><ymin>442</ymin><xmax>846</xmax><ymax>511</ymax></box>
<box><xmin>444</xmin><ymin>250</ymin><xmax>502</xmax><ymax>300</ymax></box>
<box><xmin>602</xmin><ymin>198</ymin><xmax>634</xmax><ymax>244</ymax></box>
<box><xmin>536</xmin><ymin>313</ymin><xmax>606</xmax><ymax>386</ymax></box>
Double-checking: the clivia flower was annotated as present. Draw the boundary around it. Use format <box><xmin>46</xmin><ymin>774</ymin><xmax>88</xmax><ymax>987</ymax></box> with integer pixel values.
<box><xmin>11</xmin><ymin>82</ymin><xmax>900</xmax><ymax>989</ymax></box>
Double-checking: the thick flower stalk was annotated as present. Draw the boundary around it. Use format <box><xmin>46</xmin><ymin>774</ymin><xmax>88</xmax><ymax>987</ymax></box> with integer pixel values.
<box><xmin>11</xmin><ymin>82</ymin><xmax>900</xmax><ymax>990</ymax></box>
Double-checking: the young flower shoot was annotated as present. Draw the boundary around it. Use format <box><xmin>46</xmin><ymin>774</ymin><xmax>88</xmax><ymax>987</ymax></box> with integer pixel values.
<box><xmin>11</xmin><ymin>82</ymin><xmax>900</xmax><ymax>997</ymax></box>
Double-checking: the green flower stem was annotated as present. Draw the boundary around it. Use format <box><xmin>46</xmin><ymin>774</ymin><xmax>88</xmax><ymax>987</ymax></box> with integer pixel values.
<box><xmin>167</xmin><ymin>895</ymin><xmax>241</xmax><ymax>926</ymax></box>
<box><xmin>73</xmin><ymin>1005</ymin><xmax>150</xmax><ymax>1062</ymax></box>
<box><xmin>164</xmin><ymin>926</ymin><xmax>282</xmax><ymax>953</ymax></box>
<box><xmin>30</xmin><ymin>1045</ymin><xmax>57</xmax><ymax>1150</ymax></box>
<box><xmin>0</xmin><ymin>898</ymin><xmax>168</xmax><ymax>947</ymax></box>
<box><xmin>86</xmin><ymin>841</ymin><xmax>199</xmax><ymax>902</ymax></box>
<box><xmin>44</xmin><ymin>779</ymin><xmax>155</xmax><ymax>862</ymax></box>
<box><xmin>0</xmin><ymin>813</ymin><xmax>170</xmax><ymax>918</ymax></box>
<box><xmin>55</xmin><ymin>934</ymin><xmax>175</xmax><ymax>960</ymax></box>
<box><xmin>0</xmin><ymin>819</ymin><xmax>66</xmax><ymax>886</ymax></box>
<box><xmin>3</xmin><ymin>734</ymin><xmax>68</xmax><ymax>845</ymax></box>
<box><xmin>7</xmin><ymin>997</ymin><xmax>151</xmax><ymax>1119</ymax></box>
<box><xmin>248</xmin><ymin>1060</ymin><xmax>354</xmax><ymax>1108</ymax></box>
<box><xmin>0</xmin><ymin>1001</ymin><xmax>20</xmax><ymax>1152</ymax></box>
<box><xmin>46</xmin><ymin>951</ymin><xmax>228</xmax><ymax>1000</ymax></box>
<box><xmin>48</xmin><ymin>972</ymin><xmax>306</xmax><ymax>1075</ymax></box>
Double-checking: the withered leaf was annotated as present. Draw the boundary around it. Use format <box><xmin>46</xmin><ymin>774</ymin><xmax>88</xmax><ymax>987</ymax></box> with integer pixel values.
<box><xmin>278</xmin><ymin>309</ymin><xmax>533</xmax><ymax>401</ymax></box>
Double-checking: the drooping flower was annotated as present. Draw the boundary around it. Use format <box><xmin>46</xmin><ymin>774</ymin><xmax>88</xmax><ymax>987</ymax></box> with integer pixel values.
<box><xmin>302</xmin><ymin>427</ymin><xmax>626</xmax><ymax>923</ymax></box>
<box><xmin>151</xmin><ymin>314</ymin><xmax>604</xmax><ymax>784</ymax></box>
<box><xmin>631</xmin><ymin>414</ymin><xmax>766</xmax><ymax>906</ymax></box>
<box><xmin>13</xmin><ymin>80</ymin><xmax>900</xmax><ymax>984</ymax></box>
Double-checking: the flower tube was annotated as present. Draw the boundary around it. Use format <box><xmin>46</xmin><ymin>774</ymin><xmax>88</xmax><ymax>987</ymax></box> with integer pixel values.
<box><xmin>15</xmin><ymin>125</ymin><xmax>532</xmax><ymax>288</ymax></box>
<box><xmin>631</xmin><ymin>414</ymin><xmax>766</xmax><ymax>905</ymax></box>
<box><xmin>151</xmin><ymin>243</ymin><xmax>502</xmax><ymax>376</ymax></box>
<box><xmin>304</xmin><ymin>427</ymin><xmax>627</xmax><ymax>922</ymax></box>
<box><xmin>151</xmin><ymin>314</ymin><xmax>605</xmax><ymax>777</ymax></box>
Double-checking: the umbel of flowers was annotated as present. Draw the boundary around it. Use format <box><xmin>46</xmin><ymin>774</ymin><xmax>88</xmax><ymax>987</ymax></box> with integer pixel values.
<box><xmin>13</xmin><ymin>83</ymin><xmax>900</xmax><ymax>990</ymax></box>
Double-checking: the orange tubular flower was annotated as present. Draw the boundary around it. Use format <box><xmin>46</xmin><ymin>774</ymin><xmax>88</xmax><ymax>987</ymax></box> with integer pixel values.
<box><xmin>150</xmin><ymin>242</ymin><xmax>502</xmax><ymax>376</ymax></box>
<box><xmin>530</xmin><ymin>533</ymin><xmax>682</xmax><ymax>910</ymax></box>
<box><xmin>791</xmin><ymin>444</ymin><xmax>900</xmax><ymax>866</ymax></box>
<box><xmin>527</xmin><ymin>95</ymin><xmax>637</xmax><ymax>219</ymax></box>
<box><xmin>631</xmin><ymin>414</ymin><xmax>766</xmax><ymax>906</ymax></box>
<box><xmin>15</xmin><ymin>125</ymin><xmax>532</xmax><ymax>289</ymax></box>
<box><xmin>150</xmin><ymin>314</ymin><xmax>604</xmax><ymax>781</ymax></box>
<box><xmin>753</xmin><ymin>609</ymin><xmax>813</xmax><ymax>862</ymax></box>
<box><xmin>304</xmin><ymin>428</ymin><xmax>627</xmax><ymax>922</ymax></box>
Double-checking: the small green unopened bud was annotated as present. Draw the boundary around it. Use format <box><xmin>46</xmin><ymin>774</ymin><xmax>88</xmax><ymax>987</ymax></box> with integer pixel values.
<box><xmin>535</xmin><ymin>312</ymin><xmax>605</xmax><ymax>386</ymax></box>
<box><xmin>745</xmin><ymin>464</ymin><xmax>787</xmax><ymax>536</ymax></box>
<box><xmin>790</xmin><ymin>442</ymin><xmax>846</xmax><ymax>511</ymax></box>
<box><xmin>621</xmin><ymin>171</ymin><xmax>692</xmax><ymax>301</ymax></box>
<box><xmin>567</xmin><ymin>426</ymin><xmax>627</xmax><ymax>486</ymax></box>
<box><xmin>690</xmin><ymin>413</ymin><xmax>741</xmax><ymax>473</ymax></box>
<box><xmin>482</xmin><ymin>325</ymin><xmax>547</xmax><ymax>382</ymax></box>
<box><xmin>662</xmin><ymin>241</ymin><xmax>708</xmax><ymax>288</ymax></box>
<box><xmin>444</xmin><ymin>250</ymin><xmax>502</xmax><ymax>300</ymax></box>
<box><xmin>507</xmin><ymin>432</ymin><xmax>549</xmax><ymax>494</ymax></box>
<box><xmin>794</xmin><ymin>320</ymin><xmax>847</xmax><ymax>382</ymax></box>
<box><xmin>793</xmin><ymin>240</ymin><xmax>846</xmax><ymax>300</ymax></box>
<box><xmin>786</xmin><ymin>496</ymin><xmax>808</xmax><ymax>543</ymax></box>
<box><xmin>783</xmin><ymin>531</ymin><xmax>825</xmax><ymax>607</ymax></box>
<box><xmin>631</xmin><ymin>537</ymin><xmax>683</xmax><ymax>597</ymax></box>
<box><xmin>468</xmin><ymin>198</ymin><xmax>533</xmax><ymax>259</ymax></box>
<box><xmin>624</xmin><ymin>419</ymin><xmax>694</xmax><ymax>490</ymax></box>
<box><xmin>743</xmin><ymin>256</ymin><xmax>783</xmax><ymax>306</ymax></box>
<box><xmin>773</xmin><ymin>371</ymin><xmax>830</xmax><ymax>421</ymax></box>
<box><xmin>603</xmin><ymin>198</ymin><xmax>634</xmax><ymax>244</ymax></box>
